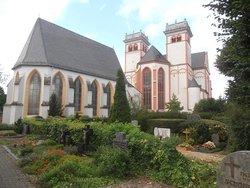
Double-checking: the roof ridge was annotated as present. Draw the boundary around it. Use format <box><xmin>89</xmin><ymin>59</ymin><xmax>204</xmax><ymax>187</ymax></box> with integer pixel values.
<box><xmin>37</xmin><ymin>19</ymin><xmax>48</xmax><ymax>64</ymax></box>
<box><xmin>38</xmin><ymin>18</ymin><xmax>114</xmax><ymax>50</ymax></box>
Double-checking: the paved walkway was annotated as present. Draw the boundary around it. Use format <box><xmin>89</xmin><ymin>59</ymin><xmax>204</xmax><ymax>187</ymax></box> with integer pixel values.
<box><xmin>0</xmin><ymin>145</ymin><xmax>36</xmax><ymax>188</ymax></box>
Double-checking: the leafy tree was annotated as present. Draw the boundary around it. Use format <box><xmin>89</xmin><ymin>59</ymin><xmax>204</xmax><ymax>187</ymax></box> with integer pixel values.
<box><xmin>204</xmin><ymin>0</ymin><xmax>250</xmax><ymax>107</ymax></box>
<box><xmin>205</xmin><ymin>0</ymin><xmax>250</xmax><ymax>151</ymax></box>
<box><xmin>48</xmin><ymin>93</ymin><xmax>63</xmax><ymax>117</ymax></box>
<box><xmin>165</xmin><ymin>94</ymin><xmax>183</xmax><ymax>112</ymax></box>
<box><xmin>109</xmin><ymin>69</ymin><xmax>131</xmax><ymax>123</ymax></box>
<box><xmin>194</xmin><ymin>97</ymin><xmax>226</xmax><ymax>114</ymax></box>
<box><xmin>0</xmin><ymin>86</ymin><xmax>6</xmax><ymax>111</ymax></box>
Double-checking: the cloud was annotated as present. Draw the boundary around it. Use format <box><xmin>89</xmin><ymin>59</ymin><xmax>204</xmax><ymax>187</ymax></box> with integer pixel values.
<box><xmin>0</xmin><ymin>0</ymin><xmax>88</xmax><ymax>91</ymax></box>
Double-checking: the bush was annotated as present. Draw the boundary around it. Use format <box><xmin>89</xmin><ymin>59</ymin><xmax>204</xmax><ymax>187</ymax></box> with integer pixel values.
<box><xmin>94</xmin><ymin>146</ymin><xmax>132</xmax><ymax>178</ymax></box>
<box><xmin>0</xmin><ymin>124</ymin><xmax>14</xmax><ymax>130</ymax></box>
<box><xmin>142</xmin><ymin>119</ymin><xmax>187</xmax><ymax>134</ymax></box>
<box><xmin>180</xmin><ymin>119</ymin><xmax>228</xmax><ymax>144</ymax></box>
<box><xmin>14</xmin><ymin>118</ymin><xmax>23</xmax><ymax>134</ymax></box>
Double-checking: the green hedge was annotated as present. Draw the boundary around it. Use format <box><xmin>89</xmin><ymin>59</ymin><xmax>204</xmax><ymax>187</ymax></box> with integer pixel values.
<box><xmin>180</xmin><ymin>119</ymin><xmax>228</xmax><ymax>144</ymax></box>
<box><xmin>142</xmin><ymin>119</ymin><xmax>187</xmax><ymax>134</ymax></box>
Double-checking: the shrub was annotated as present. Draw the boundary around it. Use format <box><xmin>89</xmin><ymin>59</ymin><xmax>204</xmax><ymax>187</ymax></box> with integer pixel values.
<box><xmin>17</xmin><ymin>145</ymin><xmax>34</xmax><ymax>156</ymax></box>
<box><xmin>14</xmin><ymin>118</ymin><xmax>23</xmax><ymax>134</ymax></box>
<box><xmin>94</xmin><ymin>146</ymin><xmax>132</xmax><ymax>178</ymax></box>
<box><xmin>180</xmin><ymin>119</ymin><xmax>228</xmax><ymax>144</ymax></box>
<box><xmin>0</xmin><ymin>124</ymin><xmax>14</xmax><ymax>130</ymax></box>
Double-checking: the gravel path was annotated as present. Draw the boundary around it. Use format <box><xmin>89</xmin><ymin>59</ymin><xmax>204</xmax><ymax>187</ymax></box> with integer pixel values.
<box><xmin>178</xmin><ymin>149</ymin><xmax>225</xmax><ymax>162</ymax></box>
<box><xmin>0</xmin><ymin>146</ymin><xmax>36</xmax><ymax>188</ymax></box>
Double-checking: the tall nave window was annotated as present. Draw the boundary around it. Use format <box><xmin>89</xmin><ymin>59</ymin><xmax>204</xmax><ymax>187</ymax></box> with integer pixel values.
<box><xmin>158</xmin><ymin>68</ymin><xmax>165</xmax><ymax>110</ymax></box>
<box><xmin>28</xmin><ymin>72</ymin><xmax>41</xmax><ymax>115</ymax></box>
<box><xmin>74</xmin><ymin>78</ymin><xmax>82</xmax><ymax>112</ymax></box>
<box><xmin>143</xmin><ymin>68</ymin><xmax>151</xmax><ymax>109</ymax></box>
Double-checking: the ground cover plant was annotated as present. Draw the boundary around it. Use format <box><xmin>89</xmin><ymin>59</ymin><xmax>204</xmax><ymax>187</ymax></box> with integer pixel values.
<box><xmin>7</xmin><ymin>117</ymin><xmax>219</xmax><ymax>188</ymax></box>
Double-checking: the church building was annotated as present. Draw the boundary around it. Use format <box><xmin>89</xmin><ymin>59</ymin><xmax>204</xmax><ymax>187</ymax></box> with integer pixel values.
<box><xmin>124</xmin><ymin>20</ymin><xmax>212</xmax><ymax>112</ymax></box>
<box><xmin>2</xmin><ymin>18</ymin><xmax>138</xmax><ymax>124</ymax></box>
<box><xmin>3</xmin><ymin>18</ymin><xmax>212</xmax><ymax>124</ymax></box>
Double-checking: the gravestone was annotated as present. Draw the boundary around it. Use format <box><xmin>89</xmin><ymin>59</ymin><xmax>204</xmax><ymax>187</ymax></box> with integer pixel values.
<box><xmin>78</xmin><ymin>125</ymin><xmax>93</xmax><ymax>154</ymax></box>
<box><xmin>113</xmin><ymin>132</ymin><xmax>128</xmax><ymax>149</ymax></box>
<box><xmin>131</xmin><ymin>120</ymin><xmax>138</xmax><ymax>126</ymax></box>
<box><xmin>22</xmin><ymin>124</ymin><xmax>30</xmax><ymax>135</ymax></box>
<box><xmin>217</xmin><ymin>151</ymin><xmax>250</xmax><ymax>188</ymax></box>
<box><xmin>154</xmin><ymin>127</ymin><xmax>171</xmax><ymax>140</ymax></box>
<box><xmin>58</xmin><ymin>128</ymin><xmax>71</xmax><ymax>146</ymax></box>
<box><xmin>211</xmin><ymin>133</ymin><xmax>220</xmax><ymax>145</ymax></box>
<box><xmin>187</xmin><ymin>114</ymin><xmax>201</xmax><ymax>121</ymax></box>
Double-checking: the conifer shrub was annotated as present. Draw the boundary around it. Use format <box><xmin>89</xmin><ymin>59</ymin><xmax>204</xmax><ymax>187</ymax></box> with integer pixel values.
<box><xmin>48</xmin><ymin>93</ymin><xmax>63</xmax><ymax>117</ymax></box>
<box><xmin>109</xmin><ymin>69</ymin><xmax>131</xmax><ymax>123</ymax></box>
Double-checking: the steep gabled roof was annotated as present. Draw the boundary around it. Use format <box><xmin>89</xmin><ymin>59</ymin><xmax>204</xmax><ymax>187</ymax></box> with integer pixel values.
<box><xmin>139</xmin><ymin>45</ymin><xmax>167</xmax><ymax>63</ymax></box>
<box><xmin>188</xmin><ymin>78</ymin><xmax>200</xmax><ymax>88</ymax></box>
<box><xmin>191</xmin><ymin>52</ymin><xmax>207</xmax><ymax>69</ymax></box>
<box><xmin>13</xmin><ymin>18</ymin><xmax>122</xmax><ymax>81</ymax></box>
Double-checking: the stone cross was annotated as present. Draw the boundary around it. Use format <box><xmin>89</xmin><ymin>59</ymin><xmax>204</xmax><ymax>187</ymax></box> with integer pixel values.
<box><xmin>183</xmin><ymin>128</ymin><xmax>191</xmax><ymax>142</ymax></box>
<box><xmin>224</xmin><ymin>157</ymin><xmax>240</xmax><ymax>179</ymax></box>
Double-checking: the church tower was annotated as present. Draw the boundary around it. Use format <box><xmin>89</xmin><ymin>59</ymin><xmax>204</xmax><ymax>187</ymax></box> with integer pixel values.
<box><xmin>164</xmin><ymin>19</ymin><xmax>193</xmax><ymax>66</ymax></box>
<box><xmin>164</xmin><ymin>20</ymin><xmax>193</xmax><ymax>111</ymax></box>
<box><xmin>124</xmin><ymin>31</ymin><xmax>150</xmax><ymax>86</ymax></box>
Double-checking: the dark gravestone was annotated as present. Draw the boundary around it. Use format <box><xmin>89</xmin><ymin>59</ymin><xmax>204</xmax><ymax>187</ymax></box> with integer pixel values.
<box><xmin>187</xmin><ymin>114</ymin><xmax>201</xmax><ymax>121</ymax></box>
<box><xmin>58</xmin><ymin>128</ymin><xmax>71</xmax><ymax>146</ymax></box>
<box><xmin>78</xmin><ymin>125</ymin><xmax>93</xmax><ymax>154</ymax></box>
<box><xmin>211</xmin><ymin>133</ymin><xmax>220</xmax><ymax>145</ymax></box>
<box><xmin>113</xmin><ymin>132</ymin><xmax>128</xmax><ymax>149</ymax></box>
<box><xmin>217</xmin><ymin>151</ymin><xmax>250</xmax><ymax>188</ymax></box>
<box><xmin>22</xmin><ymin>124</ymin><xmax>30</xmax><ymax>135</ymax></box>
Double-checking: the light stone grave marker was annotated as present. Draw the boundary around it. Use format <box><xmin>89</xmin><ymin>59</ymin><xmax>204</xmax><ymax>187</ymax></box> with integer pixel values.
<box><xmin>217</xmin><ymin>151</ymin><xmax>250</xmax><ymax>188</ymax></box>
<box><xmin>154</xmin><ymin>127</ymin><xmax>171</xmax><ymax>139</ymax></box>
<box><xmin>113</xmin><ymin>132</ymin><xmax>128</xmax><ymax>149</ymax></box>
<box><xmin>211</xmin><ymin>133</ymin><xmax>220</xmax><ymax>145</ymax></box>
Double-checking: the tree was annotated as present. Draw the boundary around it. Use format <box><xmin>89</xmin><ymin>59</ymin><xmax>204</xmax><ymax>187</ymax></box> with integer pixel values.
<box><xmin>194</xmin><ymin>97</ymin><xmax>226</xmax><ymax>114</ymax></box>
<box><xmin>109</xmin><ymin>69</ymin><xmax>131</xmax><ymax>123</ymax></box>
<box><xmin>204</xmin><ymin>0</ymin><xmax>250</xmax><ymax>107</ymax></box>
<box><xmin>165</xmin><ymin>94</ymin><xmax>183</xmax><ymax>112</ymax></box>
<box><xmin>48</xmin><ymin>93</ymin><xmax>63</xmax><ymax>117</ymax></box>
<box><xmin>204</xmin><ymin>1</ymin><xmax>250</xmax><ymax>150</ymax></box>
<box><xmin>0</xmin><ymin>86</ymin><xmax>6</xmax><ymax>111</ymax></box>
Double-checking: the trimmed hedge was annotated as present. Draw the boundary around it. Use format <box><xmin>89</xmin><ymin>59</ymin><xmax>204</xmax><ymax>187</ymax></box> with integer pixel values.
<box><xmin>142</xmin><ymin>119</ymin><xmax>187</xmax><ymax>134</ymax></box>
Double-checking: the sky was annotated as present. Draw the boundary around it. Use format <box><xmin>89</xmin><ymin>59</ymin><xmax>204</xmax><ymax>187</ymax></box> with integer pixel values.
<box><xmin>0</xmin><ymin>0</ymin><xmax>228</xmax><ymax>98</ymax></box>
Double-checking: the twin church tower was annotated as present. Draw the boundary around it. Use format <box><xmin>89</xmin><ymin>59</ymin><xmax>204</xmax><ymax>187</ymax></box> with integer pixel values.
<box><xmin>124</xmin><ymin>20</ymin><xmax>212</xmax><ymax>112</ymax></box>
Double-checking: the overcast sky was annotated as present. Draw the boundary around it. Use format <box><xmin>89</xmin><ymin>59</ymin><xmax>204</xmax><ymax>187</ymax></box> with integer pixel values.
<box><xmin>0</xmin><ymin>0</ymin><xmax>228</xmax><ymax>98</ymax></box>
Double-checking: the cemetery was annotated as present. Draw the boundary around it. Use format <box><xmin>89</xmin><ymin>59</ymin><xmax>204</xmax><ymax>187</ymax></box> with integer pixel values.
<box><xmin>0</xmin><ymin>111</ymin><xmax>238</xmax><ymax>188</ymax></box>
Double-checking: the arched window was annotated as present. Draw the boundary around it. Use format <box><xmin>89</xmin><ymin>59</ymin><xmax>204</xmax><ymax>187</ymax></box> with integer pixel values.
<box><xmin>106</xmin><ymin>84</ymin><xmax>111</xmax><ymax>115</ymax></box>
<box><xmin>177</xmin><ymin>35</ymin><xmax>182</xmax><ymax>42</ymax></box>
<box><xmin>134</xmin><ymin>44</ymin><xmax>138</xmax><ymax>51</ymax></box>
<box><xmin>171</xmin><ymin>36</ymin><xmax>177</xmax><ymax>43</ymax></box>
<box><xmin>143</xmin><ymin>68</ymin><xmax>151</xmax><ymax>109</ymax></box>
<box><xmin>158</xmin><ymin>68</ymin><xmax>165</xmax><ymax>110</ymax></box>
<box><xmin>53</xmin><ymin>74</ymin><xmax>63</xmax><ymax>105</ymax></box>
<box><xmin>28</xmin><ymin>72</ymin><xmax>41</xmax><ymax>115</ymax></box>
<box><xmin>91</xmin><ymin>81</ymin><xmax>98</xmax><ymax>116</ymax></box>
<box><xmin>74</xmin><ymin>78</ymin><xmax>82</xmax><ymax>112</ymax></box>
<box><xmin>128</xmin><ymin>45</ymin><xmax>133</xmax><ymax>52</ymax></box>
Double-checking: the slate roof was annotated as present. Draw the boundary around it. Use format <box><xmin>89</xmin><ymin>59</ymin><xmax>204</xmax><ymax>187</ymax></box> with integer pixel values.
<box><xmin>139</xmin><ymin>45</ymin><xmax>167</xmax><ymax>63</ymax></box>
<box><xmin>191</xmin><ymin>52</ymin><xmax>206</xmax><ymax>69</ymax></box>
<box><xmin>188</xmin><ymin>78</ymin><xmax>200</xmax><ymax>88</ymax></box>
<box><xmin>13</xmin><ymin>18</ymin><xmax>122</xmax><ymax>81</ymax></box>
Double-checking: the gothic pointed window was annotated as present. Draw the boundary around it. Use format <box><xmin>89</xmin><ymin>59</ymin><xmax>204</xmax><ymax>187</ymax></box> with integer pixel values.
<box><xmin>52</xmin><ymin>73</ymin><xmax>63</xmax><ymax>105</ymax></box>
<box><xmin>128</xmin><ymin>45</ymin><xmax>133</xmax><ymax>52</ymax></box>
<box><xmin>28</xmin><ymin>72</ymin><xmax>41</xmax><ymax>115</ymax></box>
<box><xmin>158</xmin><ymin>68</ymin><xmax>165</xmax><ymax>110</ymax></box>
<box><xmin>143</xmin><ymin>68</ymin><xmax>151</xmax><ymax>109</ymax></box>
<box><xmin>74</xmin><ymin>78</ymin><xmax>82</xmax><ymax>112</ymax></box>
<box><xmin>91</xmin><ymin>81</ymin><xmax>98</xmax><ymax>116</ymax></box>
<box><xmin>134</xmin><ymin>44</ymin><xmax>138</xmax><ymax>51</ymax></box>
<box><xmin>106</xmin><ymin>84</ymin><xmax>111</xmax><ymax>115</ymax></box>
<box><xmin>177</xmin><ymin>35</ymin><xmax>182</xmax><ymax>42</ymax></box>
